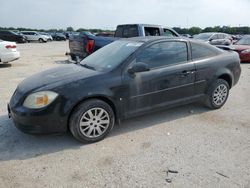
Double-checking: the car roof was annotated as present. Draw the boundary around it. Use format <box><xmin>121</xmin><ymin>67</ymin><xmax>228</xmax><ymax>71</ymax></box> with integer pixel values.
<box><xmin>117</xmin><ymin>24</ymin><xmax>163</xmax><ymax>28</ymax></box>
<box><xmin>21</xmin><ymin>31</ymin><xmax>37</xmax><ymax>33</ymax></box>
<box><xmin>120</xmin><ymin>36</ymin><xmax>187</xmax><ymax>43</ymax></box>
<box><xmin>198</xmin><ymin>32</ymin><xmax>228</xmax><ymax>35</ymax></box>
<box><xmin>120</xmin><ymin>36</ymin><xmax>221</xmax><ymax>51</ymax></box>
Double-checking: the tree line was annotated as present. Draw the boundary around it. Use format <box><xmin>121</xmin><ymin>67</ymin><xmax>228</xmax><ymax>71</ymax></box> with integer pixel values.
<box><xmin>173</xmin><ymin>26</ymin><xmax>250</xmax><ymax>35</ymax></box>
<box><xmin>1</xmin><ymin>26</ymin><xmax>250</xmax><ymax>35</ymax></box>
<box><xmin>0</xmin><ymin>26</ymin><xmax>113</xmax><ymax>33</ymax></box>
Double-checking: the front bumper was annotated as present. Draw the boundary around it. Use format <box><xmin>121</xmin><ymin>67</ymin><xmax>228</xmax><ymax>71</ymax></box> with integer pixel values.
<box><xmin>8</xmin><ymin>98</ymin><xmax>68</xmax><ymax>134</ymax></box>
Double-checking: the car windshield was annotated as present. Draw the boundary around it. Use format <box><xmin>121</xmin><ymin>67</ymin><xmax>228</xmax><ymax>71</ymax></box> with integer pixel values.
<box><xmin>194</xmin><ymin>33</ymin><xmax>213</xmax><ymax>40</ymax></box>
<box><xmin>235</xmin><ymin>37</ymin><xmax>250</xmax><ymax>45</ymax></box>
<box><xmin>80</xmin><ymin>40</ymin><xmax>143</xmax><ymax>72</ymax></box>
<box><xmin>10</xmin><ymin>31</ymin><xmax>19</xmax><ymax>35</ymax></box>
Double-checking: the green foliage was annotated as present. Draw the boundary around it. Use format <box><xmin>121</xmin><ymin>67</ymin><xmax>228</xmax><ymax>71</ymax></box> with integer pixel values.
<box><xmin>174</xmin><ymin>26</ymin><xmax>250</xmax><ymax>35</ymax></box>
<box><xmin>0</xmin><ymin>26</ymin><xmax>249</xmax><ymax>35</ymax></box>
<box><xmin>66</xmin><ymin>27</ymin><xmax>74</xmax><ymax>31</ymax></box>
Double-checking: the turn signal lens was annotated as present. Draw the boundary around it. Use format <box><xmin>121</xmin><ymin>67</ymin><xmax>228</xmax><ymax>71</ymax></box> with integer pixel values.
<box><xmin>23</xmin><ymin>91</ymin><xmax>58</xmax><ymax>109</ymax></box>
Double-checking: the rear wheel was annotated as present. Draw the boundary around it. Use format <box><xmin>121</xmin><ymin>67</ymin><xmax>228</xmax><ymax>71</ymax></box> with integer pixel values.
<box><xmin>69</xmin><ymin>99</ymin><xmax>115</xmax><ymax>143</ymax></box>
<box><xmin>205</xmin><ymin>79</ymin><xmax>229</xmax><ymax>109</ymax></box>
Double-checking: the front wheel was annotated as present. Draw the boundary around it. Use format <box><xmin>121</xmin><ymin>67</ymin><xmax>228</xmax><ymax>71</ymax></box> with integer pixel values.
<box><xmin>69</xmin><ymin>99</ymin><xmax>115</xmax><ymax>143</ymax></box>
<box><xmin>38</xmin><ymin>38</ymin><xmax>44</xmax><ymax>43</ymax></box>
<box><xmin>205</xmin><ymin>79</ymin><xmax>230</xmax><ymax>109</ymax></box>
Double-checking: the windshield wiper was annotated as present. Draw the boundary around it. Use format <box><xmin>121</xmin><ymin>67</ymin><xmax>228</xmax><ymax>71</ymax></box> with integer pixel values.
<box><xmin>81</xmin><ymin>64</ymin><xmax>96</xmax><ymax>71</ymax></box>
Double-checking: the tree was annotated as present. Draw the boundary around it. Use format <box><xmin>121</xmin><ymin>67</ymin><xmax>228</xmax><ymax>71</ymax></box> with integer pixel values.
<box><xmin>188</xmin><ymin>27</ymin><xmax>202</xmax><ymax>35</ymax></box>
<box><xmin>66</xmin><ymin>27</ymin><xmax>74</xmax><ymax>32</ymax></box>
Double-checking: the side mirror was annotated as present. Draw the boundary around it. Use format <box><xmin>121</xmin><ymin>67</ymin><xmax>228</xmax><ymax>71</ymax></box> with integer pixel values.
<box><xmin>128</xmin><ymin>62</ymin><xmax>150</xmax><ymax>74</ymax></box>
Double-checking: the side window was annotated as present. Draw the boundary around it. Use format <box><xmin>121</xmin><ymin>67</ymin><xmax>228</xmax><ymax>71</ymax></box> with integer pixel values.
<box><xmin>144</xmin><ymin>27</ymin><xmax>160</xmax><ymax>36</ymax></box>
<box><xmin>136</xmin><ymin>41</ymin><xmax>188</xmax><ymax>69</ymax></box>
<box><xmin>163</xmin><ymin>29</ymin><xmax>175</xmax><ymax>37</ymax></box>
<box><xmin>211</xmin><ymin>34</ymin><xmax>218</xmax><ymax>40</ymax></box>
<box><xmin>115</xmin><ymin>26</ymin><xmax>123</xmax><ymax>37</ymax></box>
<box><xmin>218</xmin><ymin>34</ymin><xmax>225</xmax><ymax>39</ymax></box>
<box><xmin>191</xmin><ymin>42</ymin><xmax>218</xmax><ymax>60</ymax></box>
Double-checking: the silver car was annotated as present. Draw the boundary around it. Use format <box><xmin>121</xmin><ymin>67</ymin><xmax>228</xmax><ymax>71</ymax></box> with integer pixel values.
<box><xmin>194</xmin><ymin>32</ymin><xmax>232</xmax><ymax>46</ymax></box>
<box><xmin>21</xmin><ymin>31</ymin><xmax>51</xmax><ymax>43</ymax></box>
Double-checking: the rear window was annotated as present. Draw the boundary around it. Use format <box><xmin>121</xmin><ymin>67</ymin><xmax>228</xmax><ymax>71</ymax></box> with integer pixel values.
<box><xmin>191</xmin><ymin>42</ymin><xmax>219</xmax><ymax>60</ymax></box>
<box><xmin>144</xmin><ymin>27</ymin><xmax>160</xmax><ymax>36</ymax></box>
<box><xmin>115</xmin><ymin>26</ymin><xmax>123</xmax><ymax>37</ymax></box>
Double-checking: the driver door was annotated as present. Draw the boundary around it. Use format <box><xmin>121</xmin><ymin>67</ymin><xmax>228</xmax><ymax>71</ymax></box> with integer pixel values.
<box><xmin>121</xmin><ymin>41</ymin><xmax>195</xmax><ymax>118</ymax></box>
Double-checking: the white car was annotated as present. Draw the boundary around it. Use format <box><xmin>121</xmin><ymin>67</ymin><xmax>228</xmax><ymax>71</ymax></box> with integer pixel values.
<box><xmin>0</xmin><ymin>40</ymin><xmax>20</xmax><ymax>63</ymax></box>
<box><xmin>39</xmin><ymin>32</ymin><xmax>53</xmax><ymax>42</ymax></box>
<box><xmin>21</xmin><ymin>31</ymin><xmax>51</xmax><ymax>43</ymax></box>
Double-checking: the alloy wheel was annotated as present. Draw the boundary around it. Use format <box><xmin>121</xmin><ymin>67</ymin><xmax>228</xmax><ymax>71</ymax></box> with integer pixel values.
<box><xmin>79</xmin><ymin>108</ymin><xmax>110</xmax><ymax>138</ymax></box>
<box><xmin>212</xmin><ymin>84</ymin><xmax>228</xmax><ymax>106</ymax></box>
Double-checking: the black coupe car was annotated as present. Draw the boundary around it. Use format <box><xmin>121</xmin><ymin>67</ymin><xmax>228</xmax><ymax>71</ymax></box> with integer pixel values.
<box><xmin>8</xmin><ymin>37</ymin><xmax>241</xmax><ymax>142</ymax></box>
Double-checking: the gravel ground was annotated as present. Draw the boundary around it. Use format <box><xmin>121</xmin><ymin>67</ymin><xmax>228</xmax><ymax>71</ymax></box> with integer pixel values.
<box><xmin>0</xmin><ymin>42</ymin><xmax>250</xmax><ymax>188</ymax></box>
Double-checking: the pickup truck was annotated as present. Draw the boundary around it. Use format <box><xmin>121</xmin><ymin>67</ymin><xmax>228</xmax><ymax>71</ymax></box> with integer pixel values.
<box><xmin>69</xmin><ymin>24</ymin><xmax>179</xmax><ymax>61</ymax></box>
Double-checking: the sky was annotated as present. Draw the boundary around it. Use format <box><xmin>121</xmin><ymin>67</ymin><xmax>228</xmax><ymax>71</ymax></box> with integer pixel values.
<box><xmin>0</xmin><ymin>0</ymin><xmax>249</xmax><ymax>30</ymax></box>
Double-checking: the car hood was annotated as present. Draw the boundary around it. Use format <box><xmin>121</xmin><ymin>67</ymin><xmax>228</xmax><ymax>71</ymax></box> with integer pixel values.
<box><xmin>17</xmin><ymin>64</ymin><xmax>98</xmax><ymax>93</ymax></box>
<box><xmin>194</xmin><ymin>39</ymin><xmax>209</xmax><ymax>43</ymax></box>
<box><xmin>231</xmin><ymin>45</ymin><xmax>250</xmax><ymax>51</ymax></box>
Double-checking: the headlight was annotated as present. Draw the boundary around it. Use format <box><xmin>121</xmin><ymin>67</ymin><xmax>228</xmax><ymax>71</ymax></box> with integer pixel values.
<box><xmin>23</xmin><ymin>91</ymin><xmax>58</xmax><ymax>109</ymax></box>
<box><xmin>241</xmin><ymin>49</ymin><xmax>250</xmax><ymax>54</ymax></box>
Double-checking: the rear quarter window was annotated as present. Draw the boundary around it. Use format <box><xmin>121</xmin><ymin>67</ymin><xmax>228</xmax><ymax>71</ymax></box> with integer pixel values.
<box><xmin>191</xmin><ymin>42</ymin><xmax>219</xmax><ymax>60</ymax></box>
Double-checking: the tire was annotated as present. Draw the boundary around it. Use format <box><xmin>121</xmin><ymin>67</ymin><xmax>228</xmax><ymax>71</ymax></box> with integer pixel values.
<box><xmin>69</xmin><ymin>99</ymin><xmax>115</xmax><ymax>143</ymax></box>
<box><xmin>38</xmin><ymin>38</ymin><xmax>44</xmax><ymax>43</ymax></box>
<box><xmin>205</xmin><ymin>79</ymin><xmax>230</xmax><ymax>109</ymax></box>
<box><xmin>70</xmin><ymin>54</ymin><xmax>76</xmax><ymax>61</ymax></box>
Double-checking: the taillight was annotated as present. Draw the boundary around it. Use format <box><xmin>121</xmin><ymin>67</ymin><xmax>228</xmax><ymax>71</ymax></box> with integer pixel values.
<box><xmin>85</xmin><ymin>40</ymin><xmax>94</xmax><ymax>54</ymax></box>
<box><xmin>5</xmin><ymin>45</ymin><xmax>16</xmax><ymax>49</ymax></box>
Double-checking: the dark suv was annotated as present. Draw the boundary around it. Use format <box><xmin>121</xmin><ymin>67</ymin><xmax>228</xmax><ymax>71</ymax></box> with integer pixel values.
<box><xmin>0</xmin><ymin>30</ymin><xmax>27</xmax><ymax>43</ymax></box>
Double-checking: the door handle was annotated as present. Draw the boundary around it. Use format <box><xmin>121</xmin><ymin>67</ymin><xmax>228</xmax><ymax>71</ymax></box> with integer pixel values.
<box><xmin>180</xmin><ymin>70</ymin><xmax>195</xmax><ymax>77</ymax></box>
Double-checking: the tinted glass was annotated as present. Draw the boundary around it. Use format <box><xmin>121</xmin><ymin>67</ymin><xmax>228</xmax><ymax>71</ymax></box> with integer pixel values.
<box><xmin>136</xmin><ymin>41</ymin><xmax>188</xmax><ymax>68</ymax></box>
<box><xmin>144</xmin><ymin>27</ymin><xmax>160</xmax><ymax>36</ymax></box>
<box><xmin>80</xmin><ymin>40</ymin><xmax>143</xmax><ymax>72</ymax></box>
<box><xmin>218</xmin><ymin>34</ymin><xmax>226</xmax><ymax>39</ymax></box>
<box><xmin>0</xmin><ymin>31</ymin><xmax>11</xmax><ymax>35</ymax></box>
<box><xmin>127</xmin><ymin>26</ymin><xmax>138</xmax><ymax>37</ymax></box>
<box><xmin>211</xmin><ymin>34</ymin><xmax>219</xmax><ymax>40</ymax></box>
<box><xmin>191</xmin><ymin>42</ymin><xmax>218</xmax><ymax>60</ymax></box>
<box><xmin>163</xmin><ymin>29</ymin><xmax>175</xmax><ymax>37</ymax></box>
<box><xmin>115</xmin><ymin>26</ymin><xmax>123</xmax><ymax>37</ymax></box>
<box><xmin>235</xmin><ymin>37</ymin><xmax>250</xmax><ymax>45</ymax></box>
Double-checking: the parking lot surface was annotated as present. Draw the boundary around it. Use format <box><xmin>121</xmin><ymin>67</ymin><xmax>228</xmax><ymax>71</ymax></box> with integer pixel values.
<box><xmin>0</xmin><ymin>42</ymin><xmax>250</xmax><ymax>188</ymax></box>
